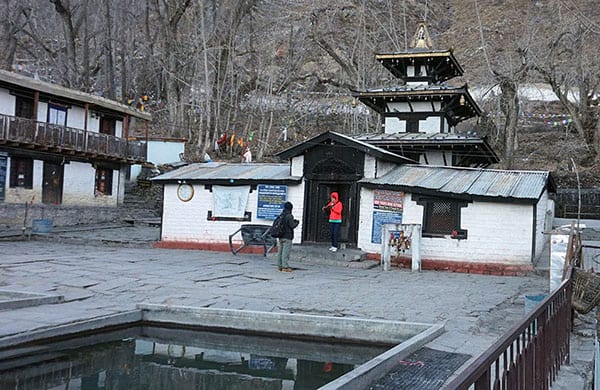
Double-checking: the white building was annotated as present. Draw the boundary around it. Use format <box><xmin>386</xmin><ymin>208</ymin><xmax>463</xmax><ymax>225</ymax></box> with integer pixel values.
<box><xmin>152</xmin><ymin>132</ymin><xmax>555</xmax><ymax>273</ymax></box>
<box><xmin>0</xmin><ymin>69</ymin><xmax>151</xmax><ymax>207</ymax></box>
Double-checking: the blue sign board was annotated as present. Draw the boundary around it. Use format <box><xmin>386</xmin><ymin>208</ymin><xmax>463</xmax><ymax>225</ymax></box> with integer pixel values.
<box><xmin>257</xmin><ymin>184</ymin><xmax>287</xmax><ymax>220</ymax></box>
<box><xmin>371</xmin><ymin>210</ymin><xmax>403</xmax><ymax>244</ymax></box>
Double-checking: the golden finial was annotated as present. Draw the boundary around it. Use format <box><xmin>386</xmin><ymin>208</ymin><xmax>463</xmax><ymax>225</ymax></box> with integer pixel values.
<box><xmin>409</xmin><ymin>22</ymin><xmax>433</xmax><ymax>49</ymax></box>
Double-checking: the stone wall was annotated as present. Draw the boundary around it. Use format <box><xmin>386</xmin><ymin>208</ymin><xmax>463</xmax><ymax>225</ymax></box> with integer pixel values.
<box><xmin>0</xmin><ymin>203</ymin><xmax>124</xmax><ymax>230</ymax></box>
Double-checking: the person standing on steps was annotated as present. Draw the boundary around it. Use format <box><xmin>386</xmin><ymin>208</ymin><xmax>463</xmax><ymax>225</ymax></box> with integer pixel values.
<box><xmin>323</xmin><ymin>192</ymin><xmax>343</xmax><ymax>252</ymax></box>
<box><xmin>277</xmin><ymin>201</ymin><xmax>299</xmax><ymax>272</ymax></box>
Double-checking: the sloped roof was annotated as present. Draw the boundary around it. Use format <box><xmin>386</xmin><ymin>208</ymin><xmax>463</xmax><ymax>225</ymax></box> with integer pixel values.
<box><xmin>375</xmin><ymin>50</ymin><xmax>464</xmax><ymax>83</ymax></box>
<box><xmin>275</xmin><ymin>131</ymin><xmax>416</xmax><ymax>164</ymax></box>
<box><xmin>151</xmin><ymin>162</ymin><xmax>301</xmax><ymax>185</ymax></box>
<box><xmin>353</xmin><ymin>132</ymin><xmax>500</xmax><ymax>166</ymax></box>
<box><xmin>360</xmin><ymin>165</ymin><xmax>555</xmax><ymax>203</ymax></box>
<box><xmin>352</xmin><ymin>84</ymin><xmax>481</xmax><ymax>125</ymax></box>
<box><xmin>0</xmin><ymin>69</ymin><xmax>151</xmax><ymax>120</ymax></box>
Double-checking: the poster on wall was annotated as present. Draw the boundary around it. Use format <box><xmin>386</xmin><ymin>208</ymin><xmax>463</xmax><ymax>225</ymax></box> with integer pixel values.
<box><xmin>0</xmin><ymin>153</ymin><xmax>6</xmax><ymax>202</ymax></box>
<box><xmin>257</xmin><ymin>184</ymin><xmax>287</xmax><ymax>220</ymax></box>
<box><xmin>371</xmin><ymin>190</ymin><xmax>404</xmax><ymax>244</ymax></box>
<box><xmin>371</xmin><ymin>210</ymin><xmax>403</xmax><ymax>244</ymax></box>
<box><xmin>374</xmin><ymin>189</ymin><xmax>404</xmax><ymax>211</ymax></box>
<box><xmin>212</xmin><ymin>185</ymin><xmax>250</xmax><ymax>218</ymax></box>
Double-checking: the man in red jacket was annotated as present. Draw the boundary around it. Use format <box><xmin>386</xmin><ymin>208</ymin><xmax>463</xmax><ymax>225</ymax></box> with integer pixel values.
<box><xmin>322</xmin><ymin>192</ymin><xmax>343</xmax><ymax>252</ymax></box>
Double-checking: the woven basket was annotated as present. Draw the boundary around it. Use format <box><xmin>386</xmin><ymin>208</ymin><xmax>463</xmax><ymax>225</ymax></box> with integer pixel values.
<box><xmin>571</xmin><ymin>268</ymin><xmax>600</xmax><ymax>314</ymax></box>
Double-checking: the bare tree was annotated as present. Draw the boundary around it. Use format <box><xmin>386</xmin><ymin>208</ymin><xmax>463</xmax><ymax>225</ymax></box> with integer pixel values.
<box><xmin>528</xmin><ymin>0</ymin><xmax>600</xmax><ymax>160</ymax></box>
<box><xmin>0</xmin><ymin>0</ymin><xmax>31</xmax><ymax>70</ymax></box>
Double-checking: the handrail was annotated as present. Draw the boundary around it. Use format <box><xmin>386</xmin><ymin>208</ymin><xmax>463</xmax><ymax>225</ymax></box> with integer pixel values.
<box><xmin>0</xmin><ymin>113</ymin><xmax>146</xmax><ymax>163</ymax></box>
<box><xmin>444</xmin><ymin>257</ymin><xmax>575</xmax><ymax>389</ymax></box>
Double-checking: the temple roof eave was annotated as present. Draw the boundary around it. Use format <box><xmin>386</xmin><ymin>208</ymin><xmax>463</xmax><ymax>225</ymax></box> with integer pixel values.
<box><xmin>352</xmin><ymin>86</ymin><xmax>482</xmax><ymax>122</ymax></box>
<box><xmin>375</xmin><ymin>50</ymin><xmax>465</xmax><ymax>82</ymax></box>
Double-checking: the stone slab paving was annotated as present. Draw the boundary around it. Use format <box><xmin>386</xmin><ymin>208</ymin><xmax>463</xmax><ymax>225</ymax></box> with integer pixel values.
<box><xmin>0</xmin><ymin>223</ymin><xmax>596</xmax><ymax>388</ymax></box>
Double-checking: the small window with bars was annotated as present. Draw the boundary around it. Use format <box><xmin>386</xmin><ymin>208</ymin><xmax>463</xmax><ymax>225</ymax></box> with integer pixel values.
<box><xmin>9</xmin><ymin>157</ymin><xmax>33</xmax><ymax>189</ymax></box>
<box><xmin>416</xmin><ymin>196</ymin><xmax>468</xmax><ymax>239</ymax></box>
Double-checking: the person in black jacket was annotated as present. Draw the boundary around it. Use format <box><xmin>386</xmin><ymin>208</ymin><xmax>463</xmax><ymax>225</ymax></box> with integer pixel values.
<box><xmin>277</xmin><ymin>201</ymin><xmax>299</xmax><ymax>272</ymax></box>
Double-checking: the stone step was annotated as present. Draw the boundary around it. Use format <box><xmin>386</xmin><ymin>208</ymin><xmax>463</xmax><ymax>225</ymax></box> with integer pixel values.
<box><xmin>288</xmin><ymin>244</ymin><xmax>378</xmax><ymax>270</ymax></box>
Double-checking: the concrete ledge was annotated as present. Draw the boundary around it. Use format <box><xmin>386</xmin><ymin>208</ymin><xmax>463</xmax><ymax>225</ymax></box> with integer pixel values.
<box><xmin>0</xmin><ymin>290</ymin><xmax>64</xmax><ymax>311</ymax></box>
<box><xmin>321</xmin><ymin>323</ymin><xmax>445</xmax><ymax>389</ymax></box>
<box><xmin>138</xmin><ymin>304</ymin><xmax>440</xmax><ymax>345</ymax></box>
<box><xmin>0</xmin><ymin>310</ymin><xmax>141</xmax><ymax>352</ymax></box>
<box><xmin>138</xmin><ymin>304</ymin><xmax>444</xmax><ymax>388</ymax></box>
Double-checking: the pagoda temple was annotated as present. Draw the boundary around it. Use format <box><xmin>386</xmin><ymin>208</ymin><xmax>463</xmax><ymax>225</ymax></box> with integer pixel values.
<box><xmin>352</xmin><ymin>23</ymin><xmax>498</xmax><ymax>167</ymax></box>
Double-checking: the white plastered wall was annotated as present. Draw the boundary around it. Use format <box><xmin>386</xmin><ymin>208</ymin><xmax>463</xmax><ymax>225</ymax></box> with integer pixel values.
<box><xmin>420</xmin><ymin>152</ymin><xmax>453</xmax><ymax>166</ymax></box>
<box><xmin>3</xmin><ymin>159</ymin><xmax>43</xmax><ymax>204</ymax></box>
<box><xmin>161</xmin><ymin>181</ymin><xmax>306</xmax><ymax>244</ymax></box>
<box><xmin>291</xmin><ymin>156</ymin><xmax>304</xmax><ymax>177</ymax></box>
<box><xmin>358</xmin><ymin>187</ymin><xmax>536</xmax><ymax>264</ymax></box>
<box><xmin>0</xmin><ymin>87</ymin><xmax>15</xmax><ymax>115</ymax></box>
<box><xmin>61</xmin><ymin>162</ymin><xmax>118</xmax><ymax>206</ymax></box>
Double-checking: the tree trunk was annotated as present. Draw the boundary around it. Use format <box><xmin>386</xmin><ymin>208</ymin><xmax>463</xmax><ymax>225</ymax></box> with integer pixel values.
<box><xmin>499</xmin><ymin>78</ymin><xmax>519</xmax><ymax>170</ymax></box>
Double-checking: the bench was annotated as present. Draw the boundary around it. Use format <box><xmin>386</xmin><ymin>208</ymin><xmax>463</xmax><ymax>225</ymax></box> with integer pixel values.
<box><xmin>228</xmin><ymin>224</ymin><xmax>277</xmax><ymax>256</ymax></box>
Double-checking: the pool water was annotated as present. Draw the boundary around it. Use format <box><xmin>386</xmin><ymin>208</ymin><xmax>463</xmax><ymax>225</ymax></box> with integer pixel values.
<box><xmin>0</xmin><ymin>326</ymin><xmax>390</xmax><ymax>389</ymax></box>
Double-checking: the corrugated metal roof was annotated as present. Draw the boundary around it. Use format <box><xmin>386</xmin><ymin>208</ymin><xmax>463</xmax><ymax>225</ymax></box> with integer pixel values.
<box><xmin>151</xmin><ymin>162</ymin><xmax>301</xmax><ymax>183</ymax></box>
<box><xmin>360</xmin><ymin>165</ymin><xmax>552</xmax><ymax>201</ymax></box>
<box><xmin>354</xmin><ymin>132</ymin><xmax>484</xmax><ymax>144</ymax></box>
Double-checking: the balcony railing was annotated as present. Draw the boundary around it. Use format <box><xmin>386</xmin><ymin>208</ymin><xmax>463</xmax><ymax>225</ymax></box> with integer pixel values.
<box><xmin>0</xmin><ymin>114</ymin><xmax>146</xmax><ymax>163</ymax></box>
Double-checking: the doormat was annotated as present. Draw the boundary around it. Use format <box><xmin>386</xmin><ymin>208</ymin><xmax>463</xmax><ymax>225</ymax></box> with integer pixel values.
<box><xmin>370</xmin><ymin>347</ymin><xmax>471</xmax><ymax>390</ymax></box>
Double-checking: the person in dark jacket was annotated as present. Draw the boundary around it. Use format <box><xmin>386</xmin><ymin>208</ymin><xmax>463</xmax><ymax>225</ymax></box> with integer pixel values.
<box><xmin>277</xmin><ymin>201</ymin><xmax>299</xmax><ymax>272</ymax></box>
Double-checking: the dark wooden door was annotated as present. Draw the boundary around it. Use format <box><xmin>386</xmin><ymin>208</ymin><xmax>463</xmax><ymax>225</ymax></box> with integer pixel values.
<box><xmin>303</xmin><ymin>180</ymin><xmax>358</xmax><ymax>246</ymax></box>
<box><xmin>42</xmin><ymin>162</ymin><xmax>63</xmax><ymax>205</ymax></box>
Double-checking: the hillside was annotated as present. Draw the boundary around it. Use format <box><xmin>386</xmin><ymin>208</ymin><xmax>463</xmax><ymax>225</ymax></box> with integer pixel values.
<box><xmin>3</xmin><ymin>0</ymin><xmax>598</xmax><ymax>189</ymax></box>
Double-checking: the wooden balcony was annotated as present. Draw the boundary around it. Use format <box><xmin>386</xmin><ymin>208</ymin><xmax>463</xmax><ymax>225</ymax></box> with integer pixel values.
<box><xmin>0</xmin><ymin>114</ymin><xmax>146</xmax><ymax>164</ymax></box>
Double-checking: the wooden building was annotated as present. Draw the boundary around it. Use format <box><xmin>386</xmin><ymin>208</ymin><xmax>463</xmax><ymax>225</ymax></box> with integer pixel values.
<box><xmin>0</xmin><ymin>69</ymin><xmax>150</xmax><ymax>206</ymax></box>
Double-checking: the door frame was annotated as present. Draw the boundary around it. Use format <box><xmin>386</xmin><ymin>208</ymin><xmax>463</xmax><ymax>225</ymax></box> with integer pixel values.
<box><xmin>302</xmin><ymin>179</ymin><xmax>359</xmax><ymax>246</ymax></box>
<box><xmin>42</xmin><ymin>161</ymin><xmax>64</xmax><ymax>205</ymax></box>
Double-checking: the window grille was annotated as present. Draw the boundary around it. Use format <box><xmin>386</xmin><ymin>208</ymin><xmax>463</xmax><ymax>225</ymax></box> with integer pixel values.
<box><xmin>414</xmin><ymin>195</ymin><xmax>469</xmax><ymax>238</ymax></box>
<box><xmin>9</xmin><ymin>157</ymin><xmax>33</xmax><ymax>189</ymax></box>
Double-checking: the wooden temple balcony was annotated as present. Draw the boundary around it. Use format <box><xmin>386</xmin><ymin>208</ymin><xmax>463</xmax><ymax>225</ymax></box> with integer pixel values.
<box><xmin>0</xmin><ymin>114</ymin><xmax>146</xmax><ymax>164</ymax></box>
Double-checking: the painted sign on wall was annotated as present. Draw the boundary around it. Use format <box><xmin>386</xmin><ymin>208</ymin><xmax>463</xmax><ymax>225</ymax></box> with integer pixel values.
<box><xmin>374</xmin><ymin>189</ymin><xmax>404</xmax><ymax>211</ymax></box>
<box><xmin>371</xmin><ymin>190</ymin><xmax>404</xmax><ymax>243</ymax></box>
<box><xmin>257</xmin><ymin>184</ymin><xmax>287</xmax><ymax>220</ymax></box>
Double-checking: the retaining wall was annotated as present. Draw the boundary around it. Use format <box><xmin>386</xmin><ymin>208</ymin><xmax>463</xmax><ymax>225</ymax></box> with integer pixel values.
<box><xmin>0</xmin><ymin>203</ymin><xmax>124</xmax><ymax>230</ymax></box>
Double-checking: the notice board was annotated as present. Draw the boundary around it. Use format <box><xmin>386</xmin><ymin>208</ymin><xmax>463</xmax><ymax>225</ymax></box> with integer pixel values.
<box><xmin>257</xmin><ymin>184</ymin><xmax>287</xmax><ymax>220</ymax></box>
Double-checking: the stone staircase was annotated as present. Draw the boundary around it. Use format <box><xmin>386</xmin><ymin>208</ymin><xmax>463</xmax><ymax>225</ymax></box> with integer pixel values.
<box><xmin>122</xmin><ymin>181</ymin><xmax>161</xmax><ymax>225</ymax></box>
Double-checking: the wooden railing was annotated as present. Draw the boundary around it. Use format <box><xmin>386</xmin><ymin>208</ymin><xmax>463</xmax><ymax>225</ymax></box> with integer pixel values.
<box><xmin>0</xmin><ymin>114</ymin><xmax>146</xmax><ymax>163</ymax></box>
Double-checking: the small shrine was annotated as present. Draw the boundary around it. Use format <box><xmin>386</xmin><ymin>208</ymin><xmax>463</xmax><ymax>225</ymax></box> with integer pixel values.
<box><xmin>353</xmin><ymin>23</ymin><xmax>498</xmax><ymax>167</ymax></box>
